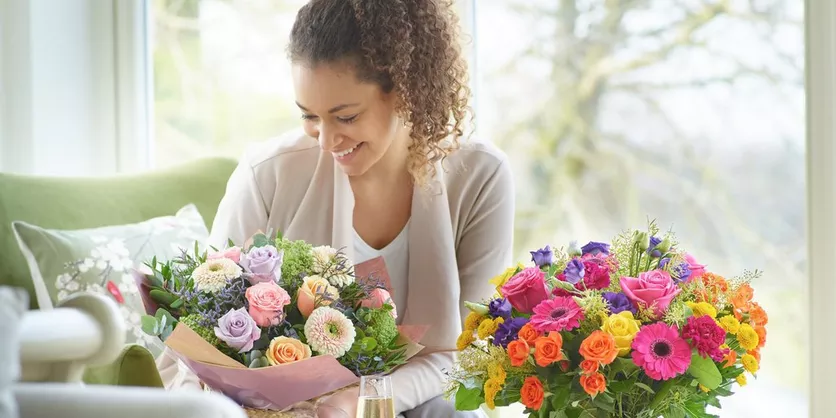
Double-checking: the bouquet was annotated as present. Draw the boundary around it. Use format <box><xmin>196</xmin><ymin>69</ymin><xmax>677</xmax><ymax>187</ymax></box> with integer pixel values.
<box><xmin>446</xmin><ymin>222</ymin><xmax>767</xmax><ymax>418</ymax></box>
<box><xmin>137</xmin><ymin>232</ymin><xmax>424</xmax><ymax>410</ymax></box>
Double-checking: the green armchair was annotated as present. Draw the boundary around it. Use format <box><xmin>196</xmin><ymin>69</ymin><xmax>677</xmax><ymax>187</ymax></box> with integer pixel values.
<box><xmin>0</xmin><ymin>157</ymin><xmax>238</xmax><ymax>387</ymax></box>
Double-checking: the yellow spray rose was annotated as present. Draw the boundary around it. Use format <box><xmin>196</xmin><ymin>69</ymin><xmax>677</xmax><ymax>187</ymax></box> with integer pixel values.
<box><xmin>489</xmin><ymin>263</ymin><xmax>525</xmax><ymax>295</ymax></box>
<box><xmin>600</xmin><ymin>311</ymin><xmax>641</xmax><ymax>356</ymax></box>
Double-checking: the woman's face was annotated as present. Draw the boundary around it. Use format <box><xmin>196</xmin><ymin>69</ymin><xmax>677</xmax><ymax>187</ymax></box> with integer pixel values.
<box><xmin>292</xmin><ymin>62</ymin><xmax>404</xmax><ymax>178</ymax></box>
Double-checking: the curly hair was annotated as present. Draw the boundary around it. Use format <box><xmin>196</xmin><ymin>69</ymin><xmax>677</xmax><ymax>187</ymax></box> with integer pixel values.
<box><xmin>288</xmin><ymin>0</ymin><xmax>472</xmax><ymax>187</ymax></box>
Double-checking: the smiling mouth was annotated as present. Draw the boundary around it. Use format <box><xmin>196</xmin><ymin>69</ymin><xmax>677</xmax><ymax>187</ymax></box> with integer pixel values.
<box><xmin>333</xmin><ymin>143</ymin><xmax>362</xmax><ymax>158</ymax></box>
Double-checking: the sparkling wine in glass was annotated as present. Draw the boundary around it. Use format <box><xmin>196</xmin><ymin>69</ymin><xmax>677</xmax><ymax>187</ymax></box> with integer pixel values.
<box><xmin>356</xmin><ymin>375</ymin><xmax>395</xmax><ymax>418</ymax></box>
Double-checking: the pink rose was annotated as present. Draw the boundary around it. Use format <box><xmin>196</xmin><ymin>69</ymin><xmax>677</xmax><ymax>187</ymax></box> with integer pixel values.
<box><xmin>208</xmin><ymin>246</ymin><xmax>242</xmax><ymax>264</ymax></box>
<box><xmin>360</xmin><ymin>288</ymin><xmax>398</xmax><ymax>319</ymax></box>
<box><xmin>619</xmin><ymin>270</ymin><xmax>681</xmax><ymax>318</ymax></box>
<box><xmin>684</xmin><ymin>253</ymin><xmax>706</xmax><ymax>281</ymax></box>
<box><xmin>500</xmin><ymin>267</ymin><xmax>549</xmax><ymax>314</ymax></box>
<box><xmin>245</xmin><ymin>282</ymin><xmax>291</xmax><ymax>327</ymax></box>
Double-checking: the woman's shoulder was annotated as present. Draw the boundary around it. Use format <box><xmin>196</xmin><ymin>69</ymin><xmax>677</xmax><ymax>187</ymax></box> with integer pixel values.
<box><xmin>443</xmin><ymin>138</ymin><xmax>512</xmax><ymax>186</ymax></box>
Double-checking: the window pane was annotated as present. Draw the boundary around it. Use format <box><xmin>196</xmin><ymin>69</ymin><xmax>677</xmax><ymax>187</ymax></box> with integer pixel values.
<box><xmin>150</xmin><ymin>0</ymin><xmax>307</xmax><ymax>167</ymax></box>
<box><xmin>475</xmin><ymin>0</ymin><xmax>805</xmax><ymax>416</ymax></box>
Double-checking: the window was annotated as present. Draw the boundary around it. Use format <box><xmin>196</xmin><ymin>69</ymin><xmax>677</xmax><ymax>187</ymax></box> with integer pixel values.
<box><xmin>475</xmin><ymin>1</ymin><xmax>805</xmax><ymax>417</ymax></box>
<box><xmin>150</xmin><ymin>0</ymin><xmax>308</xmax><ymax>168</ymax></box>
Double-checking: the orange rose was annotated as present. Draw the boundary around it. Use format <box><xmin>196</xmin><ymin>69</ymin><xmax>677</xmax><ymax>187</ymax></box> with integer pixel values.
<box><xmin>748</xmin><ymin>303</ymin><xmax>768</xmax><ymax>327</ymax></box>
<box><xmin>731</xmin><ymin>284</ymin><xmax>754</xmax><ymax>309</ymax></box>
<box><xmin>754</xmin><ymin>325</ymin><xmax>766</xmax><ymax>349</ymax></box>
<box><xmin>266</xmin><ymin>336</ymin><xmax>312</xmax><ymax>365</ymax></box>
<box><xmin>520</xmin><ymin>376</ymin><xmax>545</xmax><ymax>410</ymax></box>
<box><xmin>507</xmin><ymin>339</ymin><xmax>530</xmax><ymax>367</ymax></box>
<box><xmin>696</xmin><ymin>273</ymin><xmax>728</xmax><ymax>303</ymax></box>
<box><xmin>518</xmin><ymin>323</ymin><xmax>541</xmax><ymax>346</ymax></box>
<box><xmin>580</xmin><ymin>359</ymin><xmax>599</xmax><ymax>375</ymax></box>
<box><xmin>579</xmin><ymin>330</ymin><xmax>618</xmax><ymax>365</ymax></box>
<box><xmin>580</xmin><ymin>372</ymin><xmax>607</xmax><ymax>396</ymax></box>
<box><xmin>533</xmin><ymin>332</ymin><xmax>564</xmax><ymax>367</ymax></box>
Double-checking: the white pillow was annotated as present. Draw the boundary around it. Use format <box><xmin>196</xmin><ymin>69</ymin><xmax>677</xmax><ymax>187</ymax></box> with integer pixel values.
<box><xmin>0</xmin><ymin>286</ymin><xmax>28</xmax><ymax>418</ymax></box>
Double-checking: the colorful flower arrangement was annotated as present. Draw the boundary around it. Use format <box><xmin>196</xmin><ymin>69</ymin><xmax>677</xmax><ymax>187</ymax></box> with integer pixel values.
<box><xmin>139</xmin><ymin>232</ymin><xmax>409</xmax><ymax>377</ymax></box>
<box><xmin>446</xmin><ymin>222</ymin><xmax>767</xmax><ymax>418</ymax></box>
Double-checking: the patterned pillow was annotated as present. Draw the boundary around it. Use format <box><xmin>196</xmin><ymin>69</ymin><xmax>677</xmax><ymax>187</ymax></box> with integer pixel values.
<box><xmin>0</xmin><ymin>286</ymin><xmax>27</xmax><ymax>418</ymax></box>
<box><xmin>12</xmin><ymin>204</ymin><xmax>209</xmax><ymax>357</ymax></box>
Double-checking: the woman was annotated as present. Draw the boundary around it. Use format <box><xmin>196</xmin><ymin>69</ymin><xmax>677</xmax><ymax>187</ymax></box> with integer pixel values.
<box><xmin>204</xmin><ymin>0</ymin><xmax>514</xmax><ymax>416</ymax></box>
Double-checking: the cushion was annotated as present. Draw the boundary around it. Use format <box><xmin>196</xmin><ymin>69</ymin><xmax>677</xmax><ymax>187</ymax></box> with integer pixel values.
<box><xmin>11</xmin><ymin>204</ymin><xmax>209</xmax><ymax>357</ymax></box>
<box><xmin>0</xmin><ymin>157</ymin><xmax>238</xmax><ymax>309</ymax></box>
<box><xmin>0</xmin><ymin>286</ymin><xmax>28</xmax><ymax>418</ymax></box>
<box><xmin>83</xmin><ymin>344</ymin><xmax>165</xmax><ymax>388</ymax></box>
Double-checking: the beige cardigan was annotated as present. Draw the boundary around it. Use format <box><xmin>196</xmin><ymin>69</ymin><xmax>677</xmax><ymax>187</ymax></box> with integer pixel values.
<box><xmin>200</xmin><ymin>130</ymin><xmax>514</xmax><ymax>412</ymax></box>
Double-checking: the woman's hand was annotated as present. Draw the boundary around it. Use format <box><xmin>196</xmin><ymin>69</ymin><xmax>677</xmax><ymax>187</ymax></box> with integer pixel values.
<box><xmin>316</xmin><ymin>386</ymin><xmax>360</xmax><ymax>418</ymax></box>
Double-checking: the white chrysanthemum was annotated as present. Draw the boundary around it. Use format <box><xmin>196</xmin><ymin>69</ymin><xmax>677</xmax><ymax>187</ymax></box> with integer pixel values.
<box><xmin>311</xmin><ymin>246</ymin><xmax>338</xmax><ymax>273</ymax></box>
<box><xmin>328</xmin><ymin>272</ymin><xmax>355</xmax><ymax>288</ymax></box>
<box><xmin>304</xmin><ymin>306</ymin><xmax>356</xmax><ymax>358</ymax></box>
<box><xmin>192</xmin><ymin>258</ymin><xmax>242</xmax><ymax>293</ymax></box>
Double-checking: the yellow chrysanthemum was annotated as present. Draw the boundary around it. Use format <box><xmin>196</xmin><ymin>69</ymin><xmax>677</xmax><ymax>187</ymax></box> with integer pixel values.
<box><xmin>484</xmin><ymin>378</ymin><xmax>503</xmax><ymax>409</ymax></box>
<box><xmin>718</xmin><ymin>315</ymin><xmax>741</xmax><ymax>334</ymax></box>
<box><xmin>698</xmin><ymin>384</ymin><xmax>710</xmax><ymax>393</ymax></box>
<box><xmin>736</xmin><ymin>374</ymin><xmax>747</xmax><ymax>386</ymax></box>
<box><xmin>741</xmin><ymin>353</ymin><xmax>759</xmax><ymax>374</ymax></box>
<box><xmin>686</xmin><ymin>301</ymin><xmax>718</xmax><ymax>318</ymax></box>
<box><xmin>465</xmin><ymin>312</ymin><xmax>484</xmax><ymax>332</ymax></box>
<box><xmin>737</xmin><ymin>323</ymin><xmax>760</xmax><ymax>351</ymax></box>
<box><xmin>477</xmin><ymin>317</ymin><xmax>504</xmax><ymax>340</ymax></box>
<box><xmin>487</xmin><ymin>362</ymin><xmax>507</xmax><ymax>384</ymax></box>
<box><xmin>488</xmin><ymin>264</ymin><xmax>525</xmax><ymax>294</ymax></box>
<box><xmin>457</xmin><ymin>330</ymin><xmax>475</xmax><ymax>351</ymax></box>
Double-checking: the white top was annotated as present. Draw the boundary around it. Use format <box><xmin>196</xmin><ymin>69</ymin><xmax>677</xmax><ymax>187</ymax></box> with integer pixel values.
<box><xmin>353</xmin><ymin>221</ymin><xmax>410</xmax><ymax>323</ymax></box>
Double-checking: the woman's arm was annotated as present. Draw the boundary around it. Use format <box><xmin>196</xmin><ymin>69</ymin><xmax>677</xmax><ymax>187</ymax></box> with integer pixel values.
<box><xmin>208</xmin><ymin>157</ymin><xmax>269</xmax><ymax>249</ymax></box>
<box><xmin>389</xmin><ymin>156</ymin><xmax>517</xmax><ymax>413</ymax></box>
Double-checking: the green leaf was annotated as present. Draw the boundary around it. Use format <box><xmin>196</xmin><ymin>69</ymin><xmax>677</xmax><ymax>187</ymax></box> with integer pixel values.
<box><xmin>550</xmin><ymin>384</ymin><xmax>571</xmax><ymax>409</ymax></box>
<box><xmin>454</xmin><ymin>385</ymin><xmax>482</xmax><ymax>411</ymax></box>
<box><xmin>360</xmin><ymin>337</ymin><xmax>378</xmax><ymax>352</ymax></box>
<box><xmin>141</xmin><ymin>315</ymin><xmax>159</xmax><ymax>336</ymax></box>
<box><xmin>228</xmin><ymin>238</ymin><xmax>236</xmax><ymax>248</ymax></box>
<box><xmin>170</xmin><ymin>298</ymin><xmax>184</xmax><ymax>309</ymax></box>
<box><xmin>149</xmin><ymin>289</ymin><xmax>178</xmax><ymax>306</ymax></box>
<box><xmin>610</xmin><ymin>357</ymin><xmax>639</xmax><ymax>376</ymax></box>
<box><xmin>252</xmin><ymin>234</ymin><xmax>270</xmax><ymax>248</ymax></box>
<box><xmin>591</xmin><ymin>393</ymin><xmax>615</xmax><ymax>413</ymax></box>
<box><xmin>154</xmin><ymin>308</ymin><xmax>176</xmax><ymax>328</ymax></box>
<box><xmin>633</xmin><ymin>382</ymin><xmax>655</xmax><ymax>394</ymax></box>
<box><xmin>687</xmin><ymin>353</ymin><xmax>722</xmax><ymax>390</ymax></box>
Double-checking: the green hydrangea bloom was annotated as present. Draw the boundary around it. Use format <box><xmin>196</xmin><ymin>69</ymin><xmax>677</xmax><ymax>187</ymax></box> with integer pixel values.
<box><xmin>364</xmin><ymin>307</ymin><xmax>398</xmax><ymax>346</ymax></box>
<box><xmin>277</xmin><ymin>238</ymin><xmax>314</xmax><ymax>289</ymax></box>
<box><xmin>179</xmin><ymin>314</ymin><xmax>220</xmax><ymax>346</ymax></box>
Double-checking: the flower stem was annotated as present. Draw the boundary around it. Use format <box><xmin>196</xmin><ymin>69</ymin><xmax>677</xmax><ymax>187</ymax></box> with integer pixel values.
<box><xmin>647</xmin><ymin>379</ymin><xmax>676</xmax><ymax>412</ymax></box>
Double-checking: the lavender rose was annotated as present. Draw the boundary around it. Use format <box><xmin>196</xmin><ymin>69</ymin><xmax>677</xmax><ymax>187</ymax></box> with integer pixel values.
<box><xmin>213</xmin><ymin>307</ymin><xmax>261</xmax><ymax>353</ymax></box>
<box><xmin>240</xmin><ymin>245</ymin><xmax>283</xmax><ymax>285</ymax></box>
<box><xmin>530</xmin><ymin>246</ymin><xmax>554</xmax><ymax>267</ymax></box>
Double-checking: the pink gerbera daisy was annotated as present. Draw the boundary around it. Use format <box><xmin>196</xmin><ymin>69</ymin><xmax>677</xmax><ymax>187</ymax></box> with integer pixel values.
<box><xmin>631</xmin><ymin>323</ymin><xmax>691</xmax><ymax>380</ymax></box>
<box><xmin>530</xmin><ymin>297</ymin><xmax>584</xmax><ymax>333</ymax></box>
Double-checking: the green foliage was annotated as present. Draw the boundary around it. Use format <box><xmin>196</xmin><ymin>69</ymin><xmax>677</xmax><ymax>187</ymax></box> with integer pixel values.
<box><xmin>455</xmin><ymin>385</ymin><xmax>483</xmax><ymax>411</ymax></box>
<box><xmin>179</xmin><ymin>313</ymin><xmax>220</xmax><ymax>346</ymax></box>
<box><xmin>275</xmin><ymin>237</ymin><xmax>314</xmax><ymax>291</ymax></box>
<box><xmin>687</xmin><ymin>352</ymin><xmax>723</xmax><ymax>390</ymax></box>
<box><xmin>141</xmin><ymin>308</ymin><xmax>177</xmax><ymax>341</ymax></box>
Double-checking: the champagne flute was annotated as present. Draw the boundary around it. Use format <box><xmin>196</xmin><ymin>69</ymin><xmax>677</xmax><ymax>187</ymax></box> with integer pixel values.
<box><xmin>356</xmin><ymin>375</ymin><xmax>395</xmax><ymax>418</ymax></box>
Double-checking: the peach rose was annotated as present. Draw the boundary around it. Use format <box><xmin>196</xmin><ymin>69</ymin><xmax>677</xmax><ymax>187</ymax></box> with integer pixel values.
<box><xmin>245</xmin><ymin>282</ymin><xmax>291</xmax><ymax>327</ymax></box>
<box><xmin>580</xmin><ymin>372</ymin><xmax>606</xmax><ymax>396</ymax></box>
<box><xmin>266</xmin><ymin>336</ymin><xmax>312</xmax><ymax>365</ymax></box>
<box><xmin>520</xmin><ymin>376</ymin><xmax>545</xmax><ymax>410</ymax></box>
<box><xmin>518</xmin><ymin>323</ymin><xmax>541</xmax><ymax>346</ymax></box>
<box><xmin>297</xmin><ymin>275</ymin><xmax>339</xmax><ymax>318</ymax></box>
<box><xmin>580</xmin><ymin>359</ymin><xmax>599</xmax><ymax>375</ymax></box>
<box><xmin>579</xmin><ymin>330</ymin><xmax>618</xmax><ymax>365</ymax></box>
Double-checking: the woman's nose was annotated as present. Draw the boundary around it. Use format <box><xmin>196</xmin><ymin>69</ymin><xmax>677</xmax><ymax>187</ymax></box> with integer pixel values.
<box><xmin>317</xmin><ymin>124</ymin><xmax>341</xmax><ymax>151</ymax></box>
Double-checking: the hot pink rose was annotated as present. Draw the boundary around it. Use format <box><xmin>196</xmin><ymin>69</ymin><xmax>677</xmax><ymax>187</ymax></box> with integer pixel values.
<box><xmin>684</xmin><ymin>253</ymin><xmax>706</xmax><ymax>281</ymax></box>
<box><xmin>208</xmin><ymin>246</ymin><xmax>242</xmax><ymax>264</ymax></box>
<box><xmin>360</xmin><ymin>288</ymin><xmax>398</xmax><ymax>319</ymax></box>
<box><xmin>619</xmin><ymin>270</ymin><xmax>681</xmax><ymax>318</ymax></box>
<box><xmin>245</xmin><ymin>282</ymin><xmax>291</xmax><ymax>327</ymax></box>
<box><xmin>500</xmin><ymin>267</ymin><xmax>549</xmax><ymax>314</ymax></box>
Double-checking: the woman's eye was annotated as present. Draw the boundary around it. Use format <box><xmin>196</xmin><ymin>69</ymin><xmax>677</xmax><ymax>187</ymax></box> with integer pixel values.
<box><xmin>337</xmin><ymin>115</ymin><xmax>358</xmax><ymax>124</ymax></box>
<box><xmin>300</xmin><ymin>114</ymin><xmax>318</xmax><ymax>121</ymax></box>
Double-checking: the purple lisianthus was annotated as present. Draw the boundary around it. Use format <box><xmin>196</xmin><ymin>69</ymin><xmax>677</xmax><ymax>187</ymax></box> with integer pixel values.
<box><xmin>214</xmin><ymin>307</ymin><xmax>261</xmax><ymax>353</ymax></box>
<box><xmin>581</xmin><ymin>241</ymin><xmax>610</xmax><ymax>256</ymax></box>
<box><xmin>647</xmin><ymin>236</ymin><xmax>662</xmax><ymax>257</ymax></box>
<box><xmin>563</xmin><ymin>258</ymin><xmax>585</xmax><ymax>285</ymax></box>
<box><xmin>493</xmin><ymin>316</ymin><xmax>529</xmax><ymax>348</ymax></box>
<box><xmin>240</xmin><ymin>245</ymin><xmax>283</xmax><ymax>285</ymax></box>
<box><xmin>530</xmin><ymin>246</ymin><xmax>554</xmax><ymax>267</ymax></box>
<box><xmin>488</xmin><ymin>298</ymin><xmax>512</xmax><ymax>320</ymax></box>
<box><xmin>671</xmin><ymin>262</ymin><xmax>692</xmax><ymax>283</ymax></box>
<box><xmin>602</xmin><ymin>292</ymin><xmax>637</xmax><ymax>315</ymax></box>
